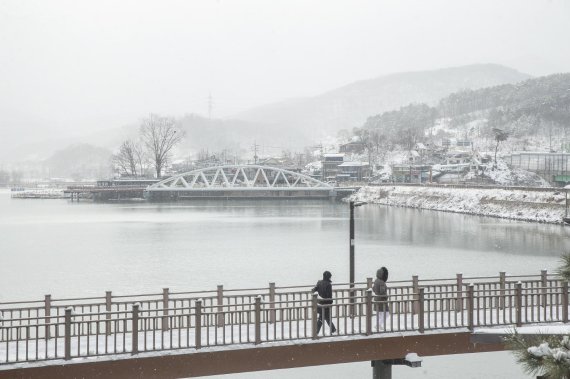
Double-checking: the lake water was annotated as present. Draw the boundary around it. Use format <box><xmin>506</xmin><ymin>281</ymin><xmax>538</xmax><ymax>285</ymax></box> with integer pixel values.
<box><xmin>1</xmin><ymin>189</ymin><xmax>569</xmax><ymax>378</ymax></box>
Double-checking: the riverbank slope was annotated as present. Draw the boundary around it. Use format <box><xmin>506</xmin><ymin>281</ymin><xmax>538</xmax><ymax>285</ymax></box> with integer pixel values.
<box><xmin>350</xmin><ymin>186</ymin><xmax>567</xmax><ymax>224</ymax></box>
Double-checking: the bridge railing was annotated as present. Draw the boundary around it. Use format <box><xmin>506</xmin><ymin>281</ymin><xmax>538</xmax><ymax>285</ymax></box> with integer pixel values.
<box><xmin>0</xmin><ymin>273</ymin><xmax>549</xmax><ymax>341</ymax></box>
<box><xmin>1</xmin><ymin>272</ymin><xmax>566</xmax><ymax>365</ymax></box>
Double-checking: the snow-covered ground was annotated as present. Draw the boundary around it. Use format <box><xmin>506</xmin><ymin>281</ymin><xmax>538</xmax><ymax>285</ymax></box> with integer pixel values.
<box><xmin>473</xmin><ymin>159</ymin><xmax>550</xmax><ymax>187</ymax></box>
<box><xmin>350</xmin><ymin>186</ymin><xmax>567</xmax><ymax>224</ymax></box>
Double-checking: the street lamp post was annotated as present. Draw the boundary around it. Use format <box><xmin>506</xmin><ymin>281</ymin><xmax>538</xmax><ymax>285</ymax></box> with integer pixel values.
<box><xmin>349</xmin><ymin>200</ymin><xmax>367</xmax><ymax>315</ymax></box>
<box><xmin>349</xmin><ymin>201</ymin><xmax>355</xmax><ymax>289</ymax></box>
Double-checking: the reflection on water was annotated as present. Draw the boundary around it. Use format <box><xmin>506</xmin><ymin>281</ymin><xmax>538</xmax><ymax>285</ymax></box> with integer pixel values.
<box><xmin>359</xmin><ymin>206</ymin><xmax>569</xmax><ymax>256</ymax></box>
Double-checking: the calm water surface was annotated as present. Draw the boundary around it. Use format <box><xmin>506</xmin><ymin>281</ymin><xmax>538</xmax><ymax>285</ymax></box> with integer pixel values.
<box><xmin>1</xmin><ymin>189</ymin><xmax>569</xmax><ymax>378</ymax></box>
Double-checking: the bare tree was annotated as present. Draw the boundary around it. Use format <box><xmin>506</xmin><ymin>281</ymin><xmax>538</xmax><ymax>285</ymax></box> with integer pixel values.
<box><xmin>113</xmin><ymin>140</ymin><xmax>138</xmax><ymax>176</ymax></box>
<box><xmin>113</xmin><ymin>139</ymin><xmax>150</xmax><ymax>177</ymax></box>
<box><xmin>492</xmin><ymin>128</ymin><xmax>509</xmax><ymax>166</ymax></box>
<box><xmin>140</xmin><ymin>114</ymin><xmax>185</xmax><ymax>178</ymax></box>
<box><xmin>353</xmin><ymin>128</ymin><xmax>374</xmax><ymax>167</ymax></box>
<box><xmin>132</xmin><ymin>141</ymin><xmax>150</xmax><ymax>177</ymax></box>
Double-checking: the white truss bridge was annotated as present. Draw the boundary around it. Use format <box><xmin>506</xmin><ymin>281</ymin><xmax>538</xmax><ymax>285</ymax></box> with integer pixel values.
<box><xmin>145</xmin><ymin>165</ymin><xmax>335</xmax><ymax>199</ymax></box>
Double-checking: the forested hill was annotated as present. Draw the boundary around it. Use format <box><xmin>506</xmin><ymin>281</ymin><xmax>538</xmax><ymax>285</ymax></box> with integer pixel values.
<box><xmin>439</xmin><ymin>73</ymin><xmax>570</xmax><ymax>124</ymax></box>
<box><xmin>235</xmin><ymin>64</ymin><xmax>530</xmax><ymax>139</ymax></box>
<box><xmin>361</xmin><ymin>73</ymin><xmax>570</xmax><ymax>151</ymax></box>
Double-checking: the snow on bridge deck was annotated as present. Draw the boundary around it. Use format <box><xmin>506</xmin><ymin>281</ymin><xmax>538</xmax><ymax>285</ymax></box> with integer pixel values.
<box><xmin>0</xmin><ymin>271</ymin><xmax>567</xmax><ymax>377</ymax></box>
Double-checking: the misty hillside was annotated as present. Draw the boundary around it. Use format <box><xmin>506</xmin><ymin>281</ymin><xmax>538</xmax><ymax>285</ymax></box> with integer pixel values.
<box><xmin>0</xmin><ymin>64</ymin><xmax>532</xmax><ymax>166</ymax></box>
<box><xmin>235</xmin><ymin>64</ymin><xmax>531</xmax><ymax>139</ymax></box>
<box><xmin>44</xmin><ymin>144</ymin><xmax>113</xmax><ymax>179</ymax></box>
<box><xmin>362</xmin><ymin>73</ymin><xmax>570</xmax><ymax>153</ymax></box>
<box><xmin>175</xmin><ymin>114</ymin><xmax>299</xmax><ymax>157</ymax></box>
<box><xmin>0</xmin><ymin>124</ymin><xmax>136</xmax><ymax>163</ymax></box>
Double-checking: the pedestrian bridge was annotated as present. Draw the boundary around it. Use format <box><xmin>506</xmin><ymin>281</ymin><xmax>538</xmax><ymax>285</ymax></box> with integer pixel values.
<box><xmin>0</xmin><ymin>271</ymin><xmax>566</xmax><ymax>378</ymax></box>
<box><xmin>145</xmin><ymin>165</ymin><xmax>337</xmax><ymax>200</ymax></box>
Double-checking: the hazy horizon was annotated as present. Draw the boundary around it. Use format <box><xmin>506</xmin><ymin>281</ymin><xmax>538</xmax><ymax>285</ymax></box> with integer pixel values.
<box><xmin>1</xmin><ymin>0</ymin><xmax>570</xmax><ymax>153</ymax></box>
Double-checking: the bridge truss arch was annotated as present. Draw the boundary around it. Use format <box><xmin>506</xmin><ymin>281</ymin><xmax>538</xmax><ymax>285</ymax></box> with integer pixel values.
<box><xmin>146</xmin><ymin>165</ymin><xmax>335</xmax><ymax>199</ymax></box>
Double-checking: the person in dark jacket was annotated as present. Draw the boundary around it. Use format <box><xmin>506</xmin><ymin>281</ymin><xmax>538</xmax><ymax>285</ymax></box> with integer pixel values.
<box><xmin>312</xmin><ymin>270</ymin><xmax>337</xmax><ymax>334</ymax></box>
<box><xmin>372</xmin><ymin>267</ymin><xmax>389</xmax><ymax>331</ymax></box>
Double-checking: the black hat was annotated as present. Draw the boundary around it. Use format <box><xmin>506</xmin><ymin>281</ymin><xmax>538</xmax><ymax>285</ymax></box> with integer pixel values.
<box><xmin>378</xmin><ymin>267</ymin><xmax>388</xmax><ymax>282</ymax></box>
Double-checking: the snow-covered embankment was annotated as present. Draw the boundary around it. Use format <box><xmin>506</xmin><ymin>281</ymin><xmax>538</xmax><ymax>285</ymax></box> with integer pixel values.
<box><xmin>349</xmin><ymin>186</ymin><xmax>567</xmax><ymax>224</ymax></box>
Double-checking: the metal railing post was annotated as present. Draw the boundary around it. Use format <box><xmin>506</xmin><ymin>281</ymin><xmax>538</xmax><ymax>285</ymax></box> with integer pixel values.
<box><xmin>132</xmin><ymin>303</ymin><xmax>139</xmax><ymax>355</ymax></box>
<box><xmin>105</xmin><ymin>291</ymin><xmax>112</xmax><ymax>335</ymax></box>
<box><xmin>418</xmin><ymin>287</ymin><xmax>425</xmax><ymax>333</ymax></box>
<box><xmin>195</xmin><ymin>300</ymin><xmax>202</xmax><ymax>349</ymax></box>
<box><xmin>516</xmin><ymin>282</ymin><xmax>523</xmax><ymax>327</ymax></box>
<box><xmin>64</xmin><ymin>307</ymin><xmax>72</xmax><ymax>360</ymax></box>
<box><xmin>366</xmin><ymin>277</ymin><xmax>373</xmax><ymax>289</ymax></box>
<box><xmin>311</xmin><ymin>292</ymin><xmax>318</xmax><ymax>340</ymax></box>
<box><xmin>217</xmin><ymin>285</ymin><xmax>224</xmax><ymax>327</ymax></box>
<box><xmin>269</xmin><ymin>282</ymin><xmax>276</xmax><ymax>324</ymax></box>
<box><xmin>366</xmin><ymin>289</ymin><xmax>373</xmax><ymax>335</ymax></box>
<box><xmin>456</xmin><ymin>273</ymin><xmax>463</xmax><ymax>312</ymax></box>
<box><xmin>44</xmin><ymin>294</ymin><xmax>51</xmax><ymax>339</ymax></box>
<box><xmin>499</xmin><ymin>272</ymin><xmax>506</xmax><ymax>310</ymax></box>
<box><xmin>162</xmin><ymin>288</ymin><xmax>169</xmax><ymax>332</ymax></box>
<box><xmin>541</xmin><ymin>269</ymin><xmax>548</xmax><ymax>307</ymax></box>
<box><xmin>563</xmin><ymin>282</ymin><xmax>569</xmax><ymax>324</ymax></box>
<box><xmin>467</xmin><ymin>284</ymin><xmax>474</xmax><ymax>331</ymax></box>
<box><xmin>254</xmin><ymin>296</ymin><xmax>261</xmax><ymax>345</ymax></box>
<box><xmin>412</xmin><ymin>275</ymin><xmax>419</xmax><ymax>314</ymax></box>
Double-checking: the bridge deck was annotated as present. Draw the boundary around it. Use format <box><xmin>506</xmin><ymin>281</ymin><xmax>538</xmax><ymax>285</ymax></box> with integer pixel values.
<box><xmin>0</xmin><ymin>272</ymin><xmax>566</xmax><ymax>377</ymax></box>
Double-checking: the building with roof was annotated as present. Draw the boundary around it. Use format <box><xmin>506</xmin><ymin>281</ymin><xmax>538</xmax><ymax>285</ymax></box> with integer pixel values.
<box><xmin>321</xmin><ymin>153</ymin><xmax>344</xmax><ymax>181</ymax></box>
<box><xmin>337</xmin><ymin>162</ymin><xmax>370</xmax><ymax>182</ymax></box>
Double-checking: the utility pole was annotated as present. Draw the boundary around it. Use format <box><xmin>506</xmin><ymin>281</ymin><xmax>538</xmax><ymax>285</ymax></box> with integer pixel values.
<box><xmin>350</xmin><ymin>201</ymin><xmax>355</xmax><ymax>293</ymax></box>
<box><xmin>252</xmin><ymin>141</ymin><xmax>259</xmax><ymax>164</ymax></box>
<box><xmin>349</xmin><ymin>200</ymin><xmax>367</xmax><ymax>316</ymax></box>
<box><xmin>295</xmin><ymin>152</ymin><xmax>304</xmax><ymax>168</ymax></box>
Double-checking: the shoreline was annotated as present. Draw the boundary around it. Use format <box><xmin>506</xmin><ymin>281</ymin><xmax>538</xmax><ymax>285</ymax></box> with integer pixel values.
<box><xmin>349</xmin><ymin>185</ymin><xmax>568</xmax><ymax>225</ymax></box>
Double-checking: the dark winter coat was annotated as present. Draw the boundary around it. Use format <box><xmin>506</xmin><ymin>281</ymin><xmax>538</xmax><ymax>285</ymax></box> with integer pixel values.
<box><xmin>373</xmin><ymin>268</ymin><xmax>389</xmax><ymax>312</ymax></box>
<box><xmin>312</xmin><ymin>271</ymin><xmax>333</xmax><ymax>305</ymax></box>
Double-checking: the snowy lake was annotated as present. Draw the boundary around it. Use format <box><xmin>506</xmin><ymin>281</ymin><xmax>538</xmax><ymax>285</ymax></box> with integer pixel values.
<box><xmin>1</xmin><ymin>189</ymin><xmax>569</xmax><ymax>378</ymax></box>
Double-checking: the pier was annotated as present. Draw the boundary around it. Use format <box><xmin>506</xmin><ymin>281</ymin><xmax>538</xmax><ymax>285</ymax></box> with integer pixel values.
<box><xmin>64</xmin><ymin>185</ymin><xmax>148</xmax><ymax>201</ymax></box>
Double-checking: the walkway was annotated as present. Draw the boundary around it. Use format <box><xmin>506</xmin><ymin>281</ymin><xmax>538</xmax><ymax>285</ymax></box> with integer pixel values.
<box><xmin>0</xmin><ymin>271</ymin><xmax>566</xmax><ymax>377</ymax></box>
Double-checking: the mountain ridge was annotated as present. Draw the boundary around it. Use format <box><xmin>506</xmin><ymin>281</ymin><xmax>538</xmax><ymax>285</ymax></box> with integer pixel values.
<box><xmin>233</xmin><ymin>63</ymin><xmax>531</xmax><ymax>138</ymax></box>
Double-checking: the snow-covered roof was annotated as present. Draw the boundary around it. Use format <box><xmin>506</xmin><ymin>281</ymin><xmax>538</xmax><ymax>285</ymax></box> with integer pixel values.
<box><xmin>339</xmin><ymin>162</ymin><xmax>369</xmax><ymax>167</ymax></box>
<box><xmin>323</xmin><ymin>153</ymin><xmax>345</xmax><ymax>158</ymax></box>
<box><xmin>446</xmin><ymin>150</ymin><xmax>471</xmax><ymax>156</ymax></box>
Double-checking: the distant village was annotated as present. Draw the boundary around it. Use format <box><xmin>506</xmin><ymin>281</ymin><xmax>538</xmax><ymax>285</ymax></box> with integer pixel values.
<box><xmin>4</xmin><ymin>135</ymin><xmax>570</xmax><ymax>191</ymax></box>
<box><xmin>164</xmin><ymin>137</ymin><xmax>568</xmax><ymax>188</ymax></box>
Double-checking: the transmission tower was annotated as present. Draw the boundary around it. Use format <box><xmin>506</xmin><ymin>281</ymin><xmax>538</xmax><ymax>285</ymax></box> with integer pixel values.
<box><xmin>208</xmin><ymin>93</ymin><xmax>213</xmax><ymax>120</ymax></box>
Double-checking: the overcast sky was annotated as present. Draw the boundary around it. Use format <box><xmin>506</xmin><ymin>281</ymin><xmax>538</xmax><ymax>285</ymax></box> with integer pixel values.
<box><xmin>1</xmin><ymin>0</ymin><xmax>570</xmax><ymax>142</ymax></box>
